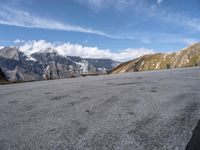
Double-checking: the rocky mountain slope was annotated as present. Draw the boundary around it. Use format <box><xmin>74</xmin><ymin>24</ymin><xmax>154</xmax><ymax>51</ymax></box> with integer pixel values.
<box><xmin>111</xmin><ymin>43</ymin><xmax>200</xmax><ymax>74</ymax></box>
<box><xmin>0</xmin><ymin>47</ymin><xmax>118</xmax><ymax>81</ymax></box>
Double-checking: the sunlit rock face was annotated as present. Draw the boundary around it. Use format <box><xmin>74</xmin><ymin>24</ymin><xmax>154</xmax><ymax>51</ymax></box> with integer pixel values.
<box><xmin>111</xmin><ymin>43</ymin><xmax>200</xmax><ymax>74</ymax></box>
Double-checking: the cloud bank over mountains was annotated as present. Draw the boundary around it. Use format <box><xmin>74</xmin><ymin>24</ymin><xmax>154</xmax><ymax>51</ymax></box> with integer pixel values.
<box><xmin>16</xmin><ymin>40</ymin><xmax>154</xmax><ymax>62</ymax></box>
<box><xmin>0</xmin><ymin>0</ymin><xmax>198</xmax><ymax>58</ymax></box>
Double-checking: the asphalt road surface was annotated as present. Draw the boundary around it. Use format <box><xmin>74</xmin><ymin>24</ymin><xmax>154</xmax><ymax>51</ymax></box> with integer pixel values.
<box><xmin>0</xmin><ymin>67</ymin><xmax>200</xmax><ymax>150</ymax></box>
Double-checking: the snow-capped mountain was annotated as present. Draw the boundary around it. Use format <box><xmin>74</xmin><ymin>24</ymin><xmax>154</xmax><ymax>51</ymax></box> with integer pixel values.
<box><xmin>0</xmin><ymin>47</ymin><xmax>119</xmax><ymax>81</ymax></box>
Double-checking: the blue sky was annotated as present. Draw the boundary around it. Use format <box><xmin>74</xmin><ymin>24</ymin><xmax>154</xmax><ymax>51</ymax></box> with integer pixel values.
<box><xmin>0</xmin><ymin>0</ymin><xmax>200</xmax><ymax>61</ymax></box>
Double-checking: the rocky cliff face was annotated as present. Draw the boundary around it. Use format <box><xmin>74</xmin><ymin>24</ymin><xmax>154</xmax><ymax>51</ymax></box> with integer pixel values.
<box><xmin>111</xmin><ymin>43</ymin><xmax>200</xmax><ymax>74</ymax></box>
<box><xmin>0</xmin><ymin>47</ymin><xmax>118</xmax><ymax>81</ymax></box>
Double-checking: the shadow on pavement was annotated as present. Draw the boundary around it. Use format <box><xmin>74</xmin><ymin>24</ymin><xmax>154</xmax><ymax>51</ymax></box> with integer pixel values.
<box><xmin>186</xmin><ymin>120</ymin><xmax>200</xmax><ymax>150</ymax></box>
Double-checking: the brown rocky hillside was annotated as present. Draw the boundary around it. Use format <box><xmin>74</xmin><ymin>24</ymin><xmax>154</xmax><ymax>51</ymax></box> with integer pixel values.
<box><xmin>111</xmin><ymin>43</ymin><xmax>200</xmax><ymax>74</ymax></box>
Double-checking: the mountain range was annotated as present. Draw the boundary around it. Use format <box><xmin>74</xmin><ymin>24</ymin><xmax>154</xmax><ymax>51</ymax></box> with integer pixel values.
<box><xmin>0</xmin><ymin>47</ymin><xmax>119</xmax><ymax>82</ymax></box>
<box><xmin>0</xmin><ymin>43</ymin><xmax>200</xmax><ymax>83</ymax></box>
<box><xmin>110</xmin><ymin>43</ymin><xmax>200</xmax><ymax>74</ymax></box>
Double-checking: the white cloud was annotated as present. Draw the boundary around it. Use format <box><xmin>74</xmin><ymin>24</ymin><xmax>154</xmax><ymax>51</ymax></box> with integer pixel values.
<box><xmin>157</xmin><ymin>0</ymin><xmax>163</xmax><ymax>4</ymax></box>
<box><xmin>13</xmin><ymin>39</ymin><xmax>25</xmax><ymax>44</ymax></box>
<box><xmin>117</xmin><ymin>32</ymin><xmax>200</xmax><ymax>45</ymax></box>
<box><xmin>145</xmin><ymin>5</ymin><xmax>200</xmax><ymax>31</ymax></box>
<box><xmin>75</xmin><ymin>0</ymin><xmax>139</xmax><ymax>10</ymax></box>
<box><xmin>0</xmin><ymin>7</ymin><xmax>120</xmax><ymax>39</ymax></box>
<box><xmin>154</xmin><ymin>11</ymin><xmax>200</xmax><ymax>31</ymax></box>
<box><xmin>180</xmin><ymin>38</ymin><xmax>199</xmax><ymax>45</ymax></box>
<box><xmin>18</xmin><ymin>40</ymin><xmax>155</xmax><ymax>62</ymax></box>
<box><xmin>10</xmin><ymin>0</ymin><xmax>32</xmax><ymax>5</ymax></box>
<box><xmin>76</xmin><ymin>0</ymin><xmax>200</xmax><ymax>31</ymax></box>
<box><xmin>13</xmin><ymin>39</ymin><xmax>21</xmax><ymax>43</ymax></box>
<box><xmin>0</xmin><ymin>40</ymin><xmax>10</xmax><ymax>43</ymax></box>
